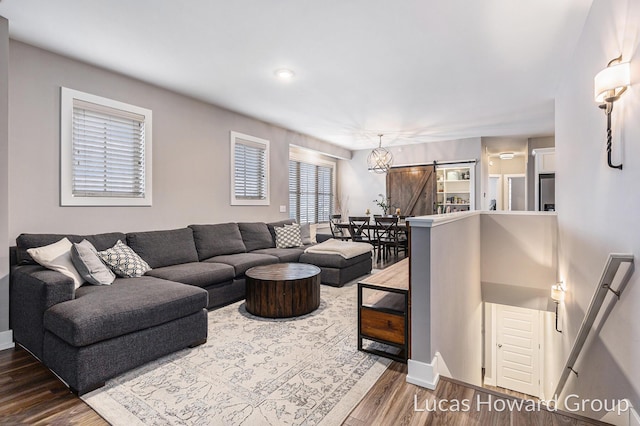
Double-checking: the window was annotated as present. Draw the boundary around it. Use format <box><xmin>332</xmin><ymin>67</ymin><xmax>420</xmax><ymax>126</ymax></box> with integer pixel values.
<box><xmin>230</xmin><ymin>132</ymin><xmax>270</xmax><ymax>205</ymax></box>
<box><xmin>289</xmin><ymin>151</ymin><xmax>335</xmax><ymax>224</ymax></box>
<box><xmin>60</xmin><ymin>87</ymin><xmax>152</xmax><ymax>206</ymax></box>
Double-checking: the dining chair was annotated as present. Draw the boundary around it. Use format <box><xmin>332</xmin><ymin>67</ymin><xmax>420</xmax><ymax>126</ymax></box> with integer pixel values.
<box><xmin>374</xmin><ymin>216</ymin><xmax>407</xmax><ymax>261</ymax></box>
<box><xmin>348</xmin><ymin>216</ymin><xmax>374</xmax><ymax>245</ymax></box>
<box><xmin>329</xmin><ymin>214</ymin><xmax>350</xmax><ymax>241</ymax></box>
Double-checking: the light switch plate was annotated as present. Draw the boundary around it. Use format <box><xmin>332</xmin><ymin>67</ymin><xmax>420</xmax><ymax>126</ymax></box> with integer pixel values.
<box><xmin>279</xmin><ymin>205</ymin><xmax>287</xmax><ymax>213</ymax></box>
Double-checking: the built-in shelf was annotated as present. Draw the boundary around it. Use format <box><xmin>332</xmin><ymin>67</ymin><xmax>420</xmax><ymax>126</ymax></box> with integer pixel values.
<box><xmin>436</xmin><ymin>165</ymin><xmax>475</xmax><ymax>213</ymax></box>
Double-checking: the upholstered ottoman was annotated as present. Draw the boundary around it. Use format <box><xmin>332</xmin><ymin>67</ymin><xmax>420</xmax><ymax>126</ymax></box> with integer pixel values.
<box><xmin>298</xmin><ymin>240</ymin><xmax>373</xmax><ymax>287</ymax></box>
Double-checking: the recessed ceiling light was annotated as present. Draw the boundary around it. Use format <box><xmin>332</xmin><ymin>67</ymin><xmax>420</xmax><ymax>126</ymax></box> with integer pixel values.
<box><xmin>274</xmin><ymin>69</ymin><xmax>295</xmax><ymax>80</ymax></box>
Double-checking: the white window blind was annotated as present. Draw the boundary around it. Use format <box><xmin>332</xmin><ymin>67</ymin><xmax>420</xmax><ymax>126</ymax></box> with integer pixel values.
<box><xmin>289</xmin><ymin>159</ymin><xmax>334</xmax><ymax>224</ymax></box>
<box><xmin>72</xmin><ymin>101</ymin><xmax>146</xmax><ymax>198</ymax></box>
<box><xmin>230</xmin><ymin>132</ymin><xmax>269</xmax><ymax>205</ymax></box>
<box><xmin>60</xmin><ymin>87</ymin><xmax>152</xmax><ymax>206</ymax></box>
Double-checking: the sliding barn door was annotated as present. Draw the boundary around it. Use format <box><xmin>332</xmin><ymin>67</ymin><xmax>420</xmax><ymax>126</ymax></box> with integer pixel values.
<box><xmin>386</xmin><ymin>165</ymin><xmax>436</xmax><ymax>216</ymax></box>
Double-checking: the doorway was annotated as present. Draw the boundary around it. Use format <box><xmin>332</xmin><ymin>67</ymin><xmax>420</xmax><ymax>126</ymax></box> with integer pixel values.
<box><xmin>488</xmin><ymin>174</ymin><xmax>503</xmax><ymax>210</ymax></box>
<box><xmin>503</xmin><ymin>174</ymin><xmax>526</xmax><ymax>211</ymax></box>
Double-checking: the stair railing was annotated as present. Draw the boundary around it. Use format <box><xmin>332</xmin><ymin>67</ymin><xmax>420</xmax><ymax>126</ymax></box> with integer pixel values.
<box><xmin>554</xmin><ymin>253</ymin><xmax>634</xmax><ymax>397</ymax></box>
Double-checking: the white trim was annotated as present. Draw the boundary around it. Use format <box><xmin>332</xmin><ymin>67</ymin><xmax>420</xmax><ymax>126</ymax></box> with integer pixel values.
<box><xmin>484</xmin><ymin>303</ymin><xmax>498</xmax><ymax>387</ymax></box>
<box><xmin>60</xmin><ymin>87</ymin><xmax>153</xmax><ymax>206</ymax></box>
<box><xmin>408</xmin><ymin>210</ymin><xmax>557</xmax><ymax>229</ymax></box>
<box><xmin>289</xmin><ymin>145</ymin><xmax>337</xmax><ymax>169</ymax></box>
<box><xmin>406</xmin><ymin>357</ymin><xmax>440</xmax><ymax>390</ymax></box>
<box><xmin>230</xmin><ymin>131</ymin><xmax>270</xmax><ymax>206</ymax></box>
<box><xmin>0</xmin><ymin>330</ymin><xmax>14</xmax><ymax>351</ymax></box>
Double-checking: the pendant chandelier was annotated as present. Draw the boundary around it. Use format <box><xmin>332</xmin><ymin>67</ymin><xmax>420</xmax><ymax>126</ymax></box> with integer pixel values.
<box><xmin>367</xmin><ymin>134</ymin><xmax>393</xmax><ymax>174</ymax></box>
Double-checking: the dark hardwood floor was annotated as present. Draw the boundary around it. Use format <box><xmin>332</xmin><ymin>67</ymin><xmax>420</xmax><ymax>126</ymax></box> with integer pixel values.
<box><xmin>0</xmin><ymin>252</ymin><xmax>607</xmax><ymax>425</ymax></box>
<box><xmin>0</xmin><ymin>346</ymin><xmax>107</xmax><ymax>425</ymax></box>
<box><xmin>343</xmin><ymin>362</ymin><xmax>608</xmax><ymax>426</ymax></box>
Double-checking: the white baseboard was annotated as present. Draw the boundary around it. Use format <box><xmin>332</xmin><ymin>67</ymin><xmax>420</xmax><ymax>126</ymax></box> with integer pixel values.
<box><xmin>0</xmin><ymin>329</ymin><xmax>14</xmax><ymax>351</ymax></box>
<box><xmin>406</xmin><ymin>357</ymin><xmax>439</xmax><ymax>390</ymax></box>
<box><xmin>599</xmin><ymin>399</ymin><xmax>639</xmax><ymax>426</ymax></box>
<box><xmin>630</xmin><ymin>403</ymin><xmax>640</xmax><ymax>426</ymax></box>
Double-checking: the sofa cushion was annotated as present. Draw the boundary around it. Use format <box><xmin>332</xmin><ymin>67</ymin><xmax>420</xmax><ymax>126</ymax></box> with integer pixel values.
<box><xmin>189</xmin><ymin>223</ymin><xmax>247</xmax><ymax>260</ymax></box>
<box><xmin>43</xmin><ymin>276</ymin><xmax>208</xmax><ymax>347</ymax></box>
<box><xmin>251</xmin><ymin>248</ymin><xmax>303</xmax><ymax>263</ymax></box>
<box><xmin>238</xmin><ymin>222</ymin><xmax>274</xmax><ymax>251</ymax></box>
<box><xmin>298</xmin><ymin>251</ymin><xmax>372</xmax><ymax>269</ymax></box>
<box><xmin>145</xmin><ymin>262</ymin><xmax>235</xmax><ymax>288</ymax></box>
<box><xmin>126</xmin><ymin>228</ymin><xmax>199</xmax><ymax>269</ymax></box>
<box><xmin>267</xmin><ymin>219</ymin><xmax>296</xmax><ymax>245</ymax></box>
<box><xmin>16</xmin><ymin>232</ymin><xmax>126</xmax><ymax>265</ymax></box>
<box><xmin>98</xmin><ymin>240</ymin><xmax>151</xmax><ymax>278</ymax></box>
<box><xmin>204</xmin><ymin>253</ymin><xmax>278</xmax><ymax>276</ymax></box>
<box><xmin>71</xmin><ymin>240</ymin><xmax>116</xmax><ymax>286</ymax></box>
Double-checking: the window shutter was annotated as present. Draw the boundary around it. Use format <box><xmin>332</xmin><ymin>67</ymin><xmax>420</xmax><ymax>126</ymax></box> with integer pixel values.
<box><xmin>234</xmin><ymin>141</ymin><xmax>267</xmax><ymax>200</ymax></box>
<box><xmin>288</xmin><ymin>159</ymin><xmax>334</xmax><ymax>224</ymax></box>
<box><xmin>72</xmin><ymin>101</ymin><xmax>146</xmax><ymax>198</ymax></box>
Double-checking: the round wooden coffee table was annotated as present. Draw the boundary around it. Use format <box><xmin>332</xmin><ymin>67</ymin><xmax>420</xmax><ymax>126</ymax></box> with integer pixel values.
<box><xmin>245</xmin><ymin>263</ymin><xmax>321</xmax><ymax>318</ymax></box>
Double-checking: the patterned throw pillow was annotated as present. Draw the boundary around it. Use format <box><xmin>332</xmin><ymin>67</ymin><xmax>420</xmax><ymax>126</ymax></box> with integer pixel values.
<box><xmin>275</xmin><ymin>225</ymin><xmax>302</xmax><ymax>249</ymax></box>
<box><xmin>98</xmin><ymin>240</ymin><xmax>151</xmax><ymax>278</ymax></box>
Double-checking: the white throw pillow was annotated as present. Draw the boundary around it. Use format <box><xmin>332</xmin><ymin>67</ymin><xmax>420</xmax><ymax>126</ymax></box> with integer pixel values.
<box><xmin>98</xmin><ymin>240</ymin><xmax>151</xmax><ymax>278</ymax></box>
<box><xmin>27</xmin><ymin>237</ymin><xmax>85</xmax><ymax>289</ymax></box>
<box><xmin>309</xmin><ymin>223</ymin><xmax>318</xmax><ymax>244</ymax></box>
<box><xmin>275</xmin><ymin>225</ymin><xmax>303</xmax><ymax>248</ymax></box>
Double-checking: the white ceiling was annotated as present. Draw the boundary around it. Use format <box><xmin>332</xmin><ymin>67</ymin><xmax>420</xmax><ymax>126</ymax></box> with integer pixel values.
<box><xmin>0</xmin><ymin>0</ymin><xmax>593</xmax><ymax>150</ymax></box>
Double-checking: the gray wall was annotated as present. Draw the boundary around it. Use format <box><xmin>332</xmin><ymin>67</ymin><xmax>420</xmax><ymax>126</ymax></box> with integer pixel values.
<box><xmin>554</xmin><ymin>0</ymin><xmax>640</xmax><ymax>415</ymax></box>
<box><xmin>0</xmin><ymin>18</ymin><xmax>8</xmax><ymax>333</ymax></box>
<box><xmin>8</xmin><ymin>40</ymin><xmax>348</xmax><ymax>240</ymax></box>
<box><xmin>338</xmin><ymin>137</ymin><xmax>482</xmax><ymax>217</ymax></box>
<box><xmin>4</xmin><ymin>40</ymin><xmax>350</xmax><ymax>333</ymax></box>
<box><xmin>430</xmin><ymin>214</ymin><xmax>483</xmax><ymax>386</ymax></box>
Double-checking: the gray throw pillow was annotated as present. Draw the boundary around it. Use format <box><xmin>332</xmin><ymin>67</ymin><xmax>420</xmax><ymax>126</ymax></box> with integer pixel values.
<box><xmin>71</xmin><ymin>239</ymin><xmax>116</xmax><ymax>285</ymax></box>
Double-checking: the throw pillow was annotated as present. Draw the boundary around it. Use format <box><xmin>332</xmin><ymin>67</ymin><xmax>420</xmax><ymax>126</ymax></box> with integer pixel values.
<box><xmin>98</xmin><ymin>240</ymin><xmax>151</xmax><ymax>278</ymax></box>
<box><xmin>288</xmin><ymin>223</ymin><xmax>312</xmax><ymax>245</ymax></box>
<box><xmin>309</xmin><ymin>224</ymin><xmax>318</xmax><ymax>244</ymax></box>
<box><xmin>26</xmin><ymin>237</ymin><xmax>84</xmax><ymax>289</ymax></box>
<box><xmin>275</xmin><ymin>225</ymin><xmax>303</xmax><ymax>249</ymax></box>
<box><xmin>71</xmin><ymin>239</ymin><xmax>116</xmax><ymax>285</ymax></box>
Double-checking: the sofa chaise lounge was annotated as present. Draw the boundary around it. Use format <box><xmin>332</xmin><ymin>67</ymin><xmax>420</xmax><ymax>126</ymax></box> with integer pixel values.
<box><xmin>9</xmin><ymin>220</ymin><xmax>372</xmax><ymax>394</ymax></box>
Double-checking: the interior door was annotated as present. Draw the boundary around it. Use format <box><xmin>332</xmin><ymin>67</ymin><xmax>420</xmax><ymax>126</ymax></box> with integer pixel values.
<box><xmin>496</xmin><ymin>304</ymin><xmax>540</xmax><ymax>397</ymax></box>
<box><xmin>386</xmin><ymin>165</ymin><xmax>435</xmax><ymax>216</ymax></box>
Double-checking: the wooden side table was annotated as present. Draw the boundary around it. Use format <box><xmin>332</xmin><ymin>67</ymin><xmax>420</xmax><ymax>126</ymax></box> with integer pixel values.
<box><xmin>245</xmin><ymin>263</ymin><xmax>321</xmax><ymax>318</ymax></box>
<box><xmin>357</xmin><ymin>258</ymin><xmax>409</xmax><ymax>362</ymax></box>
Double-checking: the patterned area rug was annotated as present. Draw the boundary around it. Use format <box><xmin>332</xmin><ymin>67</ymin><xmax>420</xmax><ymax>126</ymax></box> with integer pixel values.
<box><xmin>82</xmin><ymin>278</ymin><xmax>390</xmax><ymax>425</ymax></box>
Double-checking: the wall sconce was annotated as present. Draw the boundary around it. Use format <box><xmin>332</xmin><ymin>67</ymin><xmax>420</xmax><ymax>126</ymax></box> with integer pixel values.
<box><xmin>551</xmin><ymin>282</ymin><xmax>565</xmax><ymax>333</ymax></box>
<box><xmin>594</xmin><ymin>56</ymin><xmax>631</xmax><ymax>170</ymax></box>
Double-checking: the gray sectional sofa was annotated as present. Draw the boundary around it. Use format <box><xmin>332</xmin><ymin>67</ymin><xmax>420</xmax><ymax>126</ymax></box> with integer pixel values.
<box><xmin>9</xmin><ymin>220</ymin><xmax>372</xmax><ymax>395</ymax></box>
